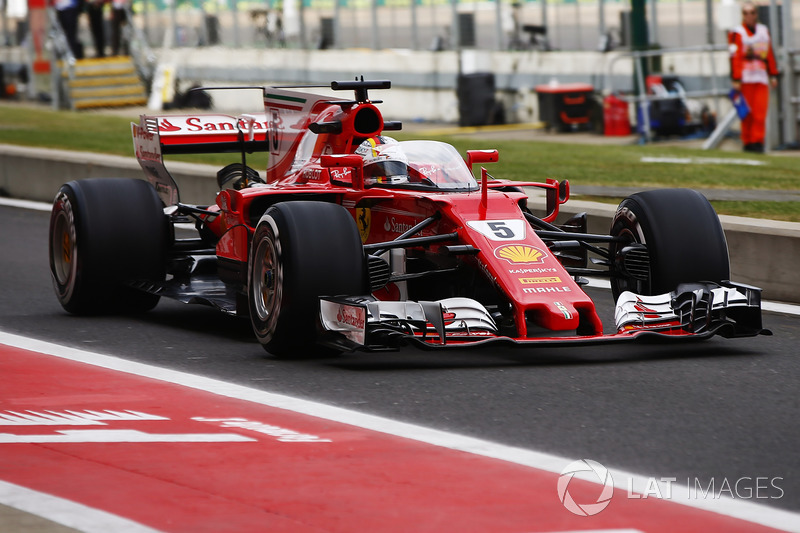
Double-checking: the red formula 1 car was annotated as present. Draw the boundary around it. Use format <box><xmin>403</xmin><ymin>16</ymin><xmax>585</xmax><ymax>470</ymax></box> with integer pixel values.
<box><xmin>49</xmin><ymin>79</ymin><xmax>769</xmax><ymax>356</ymax></box>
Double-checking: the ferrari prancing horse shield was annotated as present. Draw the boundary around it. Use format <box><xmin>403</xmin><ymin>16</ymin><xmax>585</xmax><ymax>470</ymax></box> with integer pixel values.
<box><xmin>356</xmin><ymin>208</ymin><xmax>371</xmax><ymax>243</ymax></box>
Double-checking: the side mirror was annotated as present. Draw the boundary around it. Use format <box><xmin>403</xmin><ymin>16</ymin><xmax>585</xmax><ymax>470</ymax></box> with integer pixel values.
<box><xmin>466</xmin><ymin>149</ymin><xmax>499</xmax><ymax>171</ymax></box>
<box><xmin>544</xmin><ymin>179</ymin><xmax>570</xmax><ymax>221</ymax></box>
<box><xmin>559</xmin><ymin>179</ymin><xmax>569</xmax><ymax>203</ymax></box>
<box><xmin>321</xmin><ymin>154</ymin><xmax>364</xmax><ymax>189</ymax></box>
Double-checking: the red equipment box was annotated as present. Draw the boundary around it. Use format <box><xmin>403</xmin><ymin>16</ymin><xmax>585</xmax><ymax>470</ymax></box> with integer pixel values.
<box><xmin>603</xmin><ymin>94</ymin><xmax>631</xmax><ymax>136</ymax></box>
<box><xmin>535</xmin><ymin>83</ymin><xmax>594</xmax><ymax>132</ymax></box>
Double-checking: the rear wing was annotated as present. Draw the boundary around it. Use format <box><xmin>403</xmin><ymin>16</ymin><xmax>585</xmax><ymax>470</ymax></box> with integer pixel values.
<box><xmin>132</xmin><ymin>117</ymin><xmax>179</xmax><ymax>206</ymax></box>
<box><xmin>142</xmin><ymin>113</ymin><xmax>270</xmax><ymax>155</ymax></box>
<box><xmin>132</xmin><ymin>112</ymin><xmax>272</xmax><ymax>206</ymax></box>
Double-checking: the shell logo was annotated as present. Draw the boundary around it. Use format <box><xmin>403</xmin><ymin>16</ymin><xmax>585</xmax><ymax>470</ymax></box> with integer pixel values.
<box><xmin>494</xmin><ymin>244</ymin><xmax>548</xmax><ymax>264</ymax></box>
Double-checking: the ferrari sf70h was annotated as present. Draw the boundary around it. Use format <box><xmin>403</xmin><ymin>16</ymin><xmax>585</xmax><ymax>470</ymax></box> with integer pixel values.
<box><xmin>49</xmin><ymin>79</ymin><xmax>769</xmax><ymax>356</ymax></box>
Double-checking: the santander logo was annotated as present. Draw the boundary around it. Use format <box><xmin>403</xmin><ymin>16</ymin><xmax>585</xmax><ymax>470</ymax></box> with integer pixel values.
<box><xmin>158</xmin><ymin>119</ymin><xmax>181</xmax><ymax>132</ymax></box>
<box><xmin>156</xmin><ymin>115</ymin><xmax>270</xmax><ymax>135</ymax></box>
<box><xmin>336</xmin><ymin>306</ymin><xmax>365</xmax><ymax>330</ymax></box>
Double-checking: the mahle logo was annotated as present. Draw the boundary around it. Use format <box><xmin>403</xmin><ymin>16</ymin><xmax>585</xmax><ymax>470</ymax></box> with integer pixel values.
<box><xmin>557</xmin><ymin>459</ymin><xmax>614</xmax><ymax>516</ymax></box>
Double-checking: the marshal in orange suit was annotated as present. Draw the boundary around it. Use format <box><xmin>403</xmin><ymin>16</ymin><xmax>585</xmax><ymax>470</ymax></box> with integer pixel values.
<box><xmin>729</xmin><ymin>2</ymin><xmax>779</xmax><ymax>153</ymax></box>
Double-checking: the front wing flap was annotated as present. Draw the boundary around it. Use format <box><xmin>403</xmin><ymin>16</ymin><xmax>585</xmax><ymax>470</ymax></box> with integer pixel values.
<box><xmin>615</xmin><ymin>281</ymin><xmax>768</xmax><ymax>338</ymax></box>
<box><xmin>319</xmin><ymin>297</ymin><xmax>499</xmax><ymax>350</ymax></box>
<box><xmin>318</xmin><ymin>281</ymin><xmax>770</xmax><ymax>351</ymax></box>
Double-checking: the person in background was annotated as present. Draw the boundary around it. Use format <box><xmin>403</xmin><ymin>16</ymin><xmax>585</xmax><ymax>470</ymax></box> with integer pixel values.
<box><xmin>53</xmin><ymin>0</ymin><xmax>84</xmax><ymax>59</ymax></box>
<box><xmin>729</xmin><ymin>1</ymin><xmax>779</xmax><ymax>153</ymax></box>
<box><xmin>110</xmin><ymin>0</ymin><xmax>129</xmax><ymax>56</ymax></box>
<box><xmin>85</xmin><ymin>0</ymin><xmax>108</xmax><ymax>57</ymax></box>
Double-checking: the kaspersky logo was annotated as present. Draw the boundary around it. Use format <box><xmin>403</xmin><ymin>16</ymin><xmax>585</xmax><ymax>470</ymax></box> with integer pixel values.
<box><xmin>557</xmin><ymin>459</ymin><xmax>614</xmax><ymax>516</ymax></box>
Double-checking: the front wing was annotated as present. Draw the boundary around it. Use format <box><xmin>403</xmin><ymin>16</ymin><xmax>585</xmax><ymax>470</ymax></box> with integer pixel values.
<box><xmin>318</xmin><ymin>281</ymin><xmax>770</xmax><ymax>351</ymax></box>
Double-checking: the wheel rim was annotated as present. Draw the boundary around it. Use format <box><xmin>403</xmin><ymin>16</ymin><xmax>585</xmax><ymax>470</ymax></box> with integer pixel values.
<box><xmin>252</xmin><ymin>236</ymin><xmax>280</xmax><ymax>323</ymax></box>
<box><xmin>51</xmin><ymin>208</ymin><xmax>77</xmax><ymax>289</ymax></box>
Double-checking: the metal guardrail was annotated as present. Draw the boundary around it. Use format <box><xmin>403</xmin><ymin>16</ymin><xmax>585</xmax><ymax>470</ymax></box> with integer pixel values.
<box><xmin>604</xmin><ymin>44</ymin><xmax>729</xmax><ymax>143</ymax></box>
<box><xmin>790</xmin><ymin>49</ymin><xmax>800</xmax><ymax>108</ymax></box>
<box><xmin>125</xmin><ymin>4</ymin><xmax>157</xmax><ymax>89</ymax></box>
<box><xmin>46</xmin><ymin>7</ymin><xmax>76</xmax><ymax>110</ymax></box>
<box><xmin>786</xmin><ymin>48</ymin><xmax>800</xmax><ymax>134</ymax></box>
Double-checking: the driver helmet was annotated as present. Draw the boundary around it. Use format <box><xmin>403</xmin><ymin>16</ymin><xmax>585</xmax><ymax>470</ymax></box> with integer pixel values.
<box><xmin>355</xmin><ymin>136</ymin><xmax>409</xmax><ymax>185</ymax></box>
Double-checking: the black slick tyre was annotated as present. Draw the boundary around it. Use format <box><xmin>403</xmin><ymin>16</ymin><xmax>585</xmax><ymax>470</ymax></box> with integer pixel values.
<box><xmin>49</xmin><ymin>178</ymin><xmax>167</xmax><ymax>314</ymax></box>
<box><xmin>609</xmin><ymin>188</ymin><xmax>730</xmax><ymax>300</ymax></box>
<box><xmin>248</xmin><ymin>201</ymin><xmax>366</xmax><ymax>357</ymax></box>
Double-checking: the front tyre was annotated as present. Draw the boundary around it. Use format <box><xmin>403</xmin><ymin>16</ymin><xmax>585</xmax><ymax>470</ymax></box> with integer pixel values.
<box><xmin>248</xmin><ymin>201</ymin><xmax>366</xmax><ymax>357</ymax></box>
<box><xmin>49</xmin><ymin>178</ymin><xmax>167</xmax><ymax>314</ymax></box>
<box><xmin>609</xmin><ymin>188</ymin><xmax>730</xmax><ymax>300</ymax></box>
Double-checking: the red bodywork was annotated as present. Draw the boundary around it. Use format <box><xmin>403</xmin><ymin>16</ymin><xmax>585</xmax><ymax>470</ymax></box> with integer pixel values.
<box><xmin>134</xmin><ymin>82</ymin><xmax>724</xmax><ymax>347</ymax></box>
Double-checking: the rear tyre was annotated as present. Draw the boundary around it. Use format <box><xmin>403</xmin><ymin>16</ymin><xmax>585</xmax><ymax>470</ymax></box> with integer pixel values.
<box><xmin>248</xmin><ymin>201</ymin><xmax>366</xmax><ymax>357</ymax></box>
<box><xmin>49</xmin><ymin>178</ymin><xmax>167</xmax><ymax>314</ymax></box>
<box><xmin>609</xmin><ymin>188</ymin><xmax>730</xmax><ymax>301</ymax></box>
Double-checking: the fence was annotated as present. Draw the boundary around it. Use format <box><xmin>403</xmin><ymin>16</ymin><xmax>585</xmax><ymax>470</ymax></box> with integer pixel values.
<box><xmin>2</xmin><ymin>0</ymin><xmax>797</xmax><ymax>57</ymax></box>
<box><xmin>124</xmin><ymin>0</ymin><xmax>799</xmax><ymax>52</ymax></box>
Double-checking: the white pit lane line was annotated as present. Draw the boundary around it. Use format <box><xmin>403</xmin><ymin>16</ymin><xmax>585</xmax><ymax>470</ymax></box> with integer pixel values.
<box><xmin>1</xmin><ymin>330</ymin><xmax>800</xmax><ymax>533</ymax></box>
<box><xmin>0</xmin><ymin>197</ymin><xmax>53</xmax><ymax>212</ymax></box>
<box><xmin>0</xmin><ymin>479</ymin><xmax>161</xmax><ymax>533</ymax></box>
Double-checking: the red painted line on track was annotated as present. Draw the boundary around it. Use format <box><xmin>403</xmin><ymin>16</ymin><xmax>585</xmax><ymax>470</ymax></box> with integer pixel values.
<box><xmin>0</xmin><ymin>343</ymin><xmax>789</xmax><ymax>532</ymax></box>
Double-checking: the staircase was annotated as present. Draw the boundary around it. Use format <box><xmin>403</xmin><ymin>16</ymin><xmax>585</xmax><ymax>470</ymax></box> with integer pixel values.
<box><xmin>63</xmin><ymin>56</ymin><xmax>148</xmax><ymax>110</ymax></box>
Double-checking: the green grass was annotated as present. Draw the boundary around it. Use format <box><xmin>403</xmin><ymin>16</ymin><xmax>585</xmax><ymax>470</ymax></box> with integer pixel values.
<box><xmin>2</xmin><ymin>103</ymin><xmax>798</xmax><ymax>220</ymax></box>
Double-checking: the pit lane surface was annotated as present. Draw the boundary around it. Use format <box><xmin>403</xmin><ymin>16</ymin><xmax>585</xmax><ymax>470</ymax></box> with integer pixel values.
<box><xmin>2</xmin><ymin>203</ymin><xmax>800</xmax><ymax>527</ymax></box>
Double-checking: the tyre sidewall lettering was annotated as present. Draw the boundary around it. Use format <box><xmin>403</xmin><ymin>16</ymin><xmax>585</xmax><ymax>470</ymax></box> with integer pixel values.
<box><xmin>249</xmin><ymin>214</ymin><xmax>283</xmax><ymax>342</ymax></box>
<box><xmin>616</xmin><ymin>205</ymin><xmax>647</xmax><ymax>245</ymax></box>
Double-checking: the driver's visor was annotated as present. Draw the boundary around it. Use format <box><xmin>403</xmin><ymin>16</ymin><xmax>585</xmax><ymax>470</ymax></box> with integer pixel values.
<box><xmin>364</xmin><ymin>161</ymin><xmax>408</xmax><ymax>181</ymax></box>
